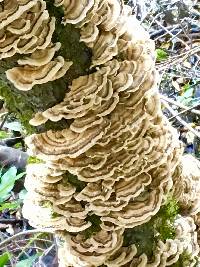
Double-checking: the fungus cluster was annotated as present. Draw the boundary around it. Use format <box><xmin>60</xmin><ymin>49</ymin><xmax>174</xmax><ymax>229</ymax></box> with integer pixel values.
<box><xmin>1</xmin><ymin>0</ymin><xmax>200</xmax><ymax>266</ymax></box>
<box><xmin>0</xmin><ymin>0</ymin><xmax>72</xmax><ymax>90</ymax></box>
<box><xmin>172</xmin><ymin>154</ymin><xmax>200</xmax><ymax>215</ymax></box>
<box><xmin>57</xmin><ymin>215</ymin><xmax>199</xmax><ymax>267</ymax></box>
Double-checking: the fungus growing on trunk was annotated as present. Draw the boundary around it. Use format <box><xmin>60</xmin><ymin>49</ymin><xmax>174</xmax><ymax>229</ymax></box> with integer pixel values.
<box><xmin>0</xmin><ymin>0</ymin><xmax>200</xmax><ymax>266</ymax></box>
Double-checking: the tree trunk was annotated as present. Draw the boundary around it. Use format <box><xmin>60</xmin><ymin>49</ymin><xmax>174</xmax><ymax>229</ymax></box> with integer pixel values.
<box><xmin>1</xmin><ymin>1</ymin><xmax>200</xmax><ymax>266</ymax></box>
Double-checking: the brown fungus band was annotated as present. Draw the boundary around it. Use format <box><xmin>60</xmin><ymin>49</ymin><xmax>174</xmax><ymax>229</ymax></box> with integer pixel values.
<box><xmin>0</xmin><ymin>0</ymin><xmax>200</xmax><ymax>266</ymax></box>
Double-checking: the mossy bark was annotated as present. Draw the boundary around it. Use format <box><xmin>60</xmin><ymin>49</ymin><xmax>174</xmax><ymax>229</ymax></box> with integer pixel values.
<box><xmin>0</xmin><ymin>2</ymin><xmax>92</xmax><ymax>134</ymax></box>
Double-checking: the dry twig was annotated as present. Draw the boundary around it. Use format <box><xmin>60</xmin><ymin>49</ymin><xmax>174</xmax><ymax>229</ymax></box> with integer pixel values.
<box><xmin>162</xmin><ymin>100</ymin><xmax>200</xmax><ymax>139</ymax></box>
<box><xmin>157</xmin><ymin>46</ymin><xmax>200</xmax><ymax>71</ymax></box>
<box><xmin>0</xmin><ymin>229</ymin><xmax>54</xmax><ymax>249</ymax></box>
<box><xmin>160</xmin><ymin>94</ymin><xmax>200</xmax><ymax>115</ymax></box>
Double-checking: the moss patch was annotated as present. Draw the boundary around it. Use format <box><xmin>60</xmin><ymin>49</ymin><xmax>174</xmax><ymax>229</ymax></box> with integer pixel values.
<box><xmin>171</xmin><ymin>251</ymin><xmax>196</xmax><ymax>267</ymax></box>
<box><xmin>65</xmin><ymin>172</ymin><xmax>87</xmax><ymax>192</ymax></box>
<box><xmin>123</xmin><ymin>196</ymin><xmax>179</xmax><ymax>258</ymax></box>
<box><xmin>27</xmin><ymin>156</ymin><xmax>45</xmax><ymax>164</ymax></box>
<box><xmin>83</xmin><ymin>214</ymin><xmax>102</xmax><ymax>240</ymax></box>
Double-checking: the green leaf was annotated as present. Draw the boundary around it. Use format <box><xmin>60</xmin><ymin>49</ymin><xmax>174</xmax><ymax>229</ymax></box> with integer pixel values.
<box><xmin>0</xmin><ymin>201</ymin><xmax>20</xmax><ymax>212</ymax></box>
<box><xmin>15</xmin><ymin>172</ymin><xmax>26</xmax><ymax>180</ymax></box>
<box><xmin>0</xmin><ymin>167</ymin><xmax>25</xmax><ymax>203</ymax></box>
<box><xmin>177</xmin><ymin>95</ymin><xmax>193</xmax><ymax>106</ymax></box>
<box><xmin>0</xmin><ymin>167</ymin><xmax>17</xmax><ymax>202</ymax></box>
<box><xmin>156</xmin><ymin>49</ymin><xmax>168</xmax><ymax>61</ymax></box>
<box><xmin>14</xmin><ymin>143</ymin><xmax>22</xmax><ymax>149</ymax></box>
<box><xmin>15</xmin><ymin>254</ymin><xmax>40</xmax><ymax>267</ymax></box>
<box><xmin>18</xmin><ymin>189</ymin><xmax>27</xmax><ymax>200</ymax></box>
<box><xmin>1</xmin><ymin>166</ymin><xmax>18</xmax><ymax>181</ymax></box>
<box><xmin>177</xmin><ymin>84</ymin><xmax>196</xmax><ymax>107</ymax></box>
<box><xmin>182</xmin><ymin>87</ymin><xmax>193</xmax><ymax>98</ymax></box>
<box><xmin>0</xmin><ymin>252</ymin><xmax>11</xmax><ymax>267</ymax></box>
<box><xmin>0</xmin><ymin>130</ymin><xmax>11</xmax><ymax>140</ymax></box>
<box><xmin>183</xmin><ymin>83</ymin><xmax>191</xmax><ymax>92</ymax></box>
<box><xmin>4</xmin><ymin>121</ymin><xmax>22</xmax><ymax>132</ymax></box>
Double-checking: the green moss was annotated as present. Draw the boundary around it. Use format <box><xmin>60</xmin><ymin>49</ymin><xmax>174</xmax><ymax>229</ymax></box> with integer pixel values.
<box><xmin>155</xmin><ymin>196</ymin><xmax>179</xmax><ymax>241</ymax></box>
<box><xmin>40</xmin><ymin>200</ymin><xmax>52</xmax><ymax>209</ymax></box>
<box><xmin>51</xmin><ymin>212</ymin><xmax>61</xmax><ymax>219</ymax></box>
<box><xmin>123</xmin><ymin>196</ymin><xmax>179</xmax><ymax>258</ymax></box>
<box><xmin>0</xmin><ymin>130</ymin><xmax>11</xmax><ymax>139</ymax></box>
<box><xmin>83</xmin><ymin>214</ymin><xmax>102</xmax><ymax>239</ymax></box>
<box><xmin>45</xmin><ymin>0</ymin><xmax>92</xmax><ymax>81</ymax></box>
<box><xmin>171</xmin><ymin>251</ymin><xmax>195</xmax><ymax>267</ymax></box>
<box><xmin>13</xmin><ymin>142</ymin><xmax>22</xmax><ymax>149</ymax></box>
<box><xmin>27</xmin><ymin>156</ymin><xmax>45</xmax><ymax>164</ymax></box>
<box><xmin>123</xmin><ymin>220</ymin><xmax>155</xmax><ymax>257</ymax></box>
<box><xmin>66</xmin><ymin>172</ymin><xmax>86</xmax><ymax>192</ymax></box>
<box><xmin>0</xmin><ymin>81</ymin><xmax>35</xmax><ymax>134</ymax></box>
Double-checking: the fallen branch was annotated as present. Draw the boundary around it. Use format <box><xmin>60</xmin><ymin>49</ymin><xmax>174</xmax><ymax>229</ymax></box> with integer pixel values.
<box><xmin>0</xmin><ymin>219</ymin><xmax>23</xmax><ymax>224</ymax></box>
<box><xmin>0</xmin><ymin>145</ymin><xmax>28</xmax><ymax>169</ymax></box>
<box><xmin>0</xmin><ymin>113</ymin><xmax>9</xmax><ymax>129</ymax></box>
<box><xmin>0</xmin><ymin>136</ymin><xmax>24</xmax><ymax>147</ymax></box>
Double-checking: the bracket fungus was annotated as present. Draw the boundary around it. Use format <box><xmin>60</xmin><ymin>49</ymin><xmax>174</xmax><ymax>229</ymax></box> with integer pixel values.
<box><xmin>0</xmin><ymin>0</ymin><xmax>72</xmax><ymax>90</ymax></box>
<box><xmin>1</xmin><ymin>0</ymin><xmax>200</xmax><ymax>266</ymax></box>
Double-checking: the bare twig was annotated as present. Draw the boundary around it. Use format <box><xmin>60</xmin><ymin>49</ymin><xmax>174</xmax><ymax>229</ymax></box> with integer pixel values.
<box><xmin>38</xmin><ymin>244</ymin><xmax>55</xmax><ymax>264</ymax></box>
<box><xmin>16</xmin><ymin>233</ymin><xmax>42</xmax><ymax>261</ymax></box>
<box><xmin>154</xmin><ymin>18</ymin><xmax>190</xmax><ymax>48</ymax></box>
<box><xmin>0</xmin><ymin>113</ymin><xmax>9</xmax><ymax>129</ymax></box>
<box><xmin>14</xmin><ymin>241</ymin><xmax>30</xmax><ymax>258</ymax></box>
<box><xmin>169</xmin><ymin>103</ymin><xmax>200</xmax><ymax>120</ymax></box>
<box><xmin>162</xmin><ymin>100</ymin><xmax>200</xmax><ymax>139</ymax></box>
<box><xmin>0</xmin><ymin>238</ymin><xmax>53</xmax><ymax>253</ymax></box>
<box><xmin>160</xmin><ymin>94</ymin><xmax>200</xmax><ymax>115</ymax></box>
<box><xmin>157</xmin><ymin>46</ymin><xmax>200</xmax><ymax>71</ymax></box>
<box><xmin>0</xmin><ymin>229</ymin><xmax>54</xmax><ymax>249</ymax></box>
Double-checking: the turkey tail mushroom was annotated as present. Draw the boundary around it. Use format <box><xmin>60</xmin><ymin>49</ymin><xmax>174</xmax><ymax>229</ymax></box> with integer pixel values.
<box><xmin>0</xmin><ymin>0</ymin><xmax>72</xmax><ymax>90</ymax></box>
<box><xmin>0</xmin><ymin>0</ymin><xmax>199</xmax><ymax>266</ymax></box>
